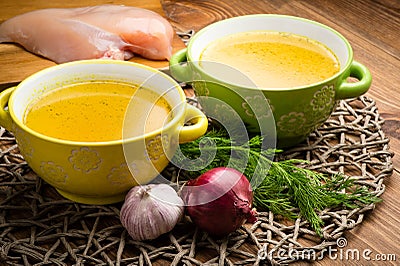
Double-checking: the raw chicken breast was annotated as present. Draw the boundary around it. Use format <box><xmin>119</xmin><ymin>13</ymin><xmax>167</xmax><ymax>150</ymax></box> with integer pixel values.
<box><xmin>0</xmin><ymin>5</ymin><xmax>174</xmax><ymax>63</ymax></box>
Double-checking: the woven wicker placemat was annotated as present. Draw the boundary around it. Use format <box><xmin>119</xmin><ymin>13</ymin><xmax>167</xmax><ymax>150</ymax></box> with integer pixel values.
<box><xmin>0</xmin><ymin>94</ymin><xmax>393</xmax><ymax>265</ymax></box>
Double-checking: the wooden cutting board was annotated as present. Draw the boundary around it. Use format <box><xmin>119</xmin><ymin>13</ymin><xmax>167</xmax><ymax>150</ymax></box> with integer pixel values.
<box><xmin>0</xmin><ymin>0</ymin><xmax>186</xmax><ymax>86</ymax></box>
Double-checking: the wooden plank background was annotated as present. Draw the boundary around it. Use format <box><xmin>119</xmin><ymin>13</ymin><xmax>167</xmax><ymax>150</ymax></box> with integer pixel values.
<box><xmin>161</xmin><ymin>0</ymin><xmax>400</xmax><ymax>265</ymax></box>
<box><xmin>0</xmin><ymin>0</ymin><xmax>185</xmax><ymax>86</ymax></box>
<box><xmin>0</xmin><ymin>0</ymin><xmax>398</xmax><ymax>264</ymax></box>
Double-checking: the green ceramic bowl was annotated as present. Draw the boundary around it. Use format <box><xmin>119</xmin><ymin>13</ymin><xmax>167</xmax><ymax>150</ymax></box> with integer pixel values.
<box><xmin>170</xmin><ymin>14</ymin><xmax>372</xmax><ymax>148</ymax></box>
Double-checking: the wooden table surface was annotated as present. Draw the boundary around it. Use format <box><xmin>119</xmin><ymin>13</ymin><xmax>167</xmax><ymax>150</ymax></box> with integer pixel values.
<box><xmin>0</xmin><ymin>0</ymin><xmax>186</xmax><ymax>88</ymax></box>
<box><xmin>0</xmin><ymin>0</ymin><xmax>399</xmax><ymax>265</ymax></box>
<box><xmin>161</xmin><ymin>0</ymin><xmax>400</xmax><ymax>265</ymax></box>
<box><xmin>161</xmin><ymin>1</ymin><xmax>400</xmax><ymax>265</ymax></box>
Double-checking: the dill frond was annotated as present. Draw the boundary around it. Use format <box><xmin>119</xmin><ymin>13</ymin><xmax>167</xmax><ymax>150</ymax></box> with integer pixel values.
<box><xmin>173</xmin><ymin>130</ymin><xmax>381</xmax><ymax>237</ymax></box>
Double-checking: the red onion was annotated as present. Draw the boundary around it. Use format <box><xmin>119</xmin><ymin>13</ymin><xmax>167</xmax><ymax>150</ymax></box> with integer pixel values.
<box><xmin>181</xmin><ymin>167</ymin><xmax>257</xmax><ymax>237</ymax></box>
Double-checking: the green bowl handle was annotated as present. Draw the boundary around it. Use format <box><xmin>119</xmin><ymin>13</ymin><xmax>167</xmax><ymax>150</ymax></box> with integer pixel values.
<box><xmin>336</xmin><ymin>61</ymin><xmax>372</xmax><ymax>100</ymax></box>
<box><xmin>169</xmin><ymin>48</ymin><xmax>192</xmax><ymax>82</ymax></box>
<box><xmin>0</xmin><ymin>87</ymin><xmax>15</xmax><ymax>131</ymax></box>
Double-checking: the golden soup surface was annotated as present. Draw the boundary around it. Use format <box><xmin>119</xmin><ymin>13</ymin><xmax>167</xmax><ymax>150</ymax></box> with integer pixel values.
<box><xmin>24</xmin><ymin>82</ymin><xmax>172</xmax><ymax>142</ymax></box>
<box><xmin>200</xmin><ymin>31</ymin><xmax>340</xmax><ymax>88</ymax></box>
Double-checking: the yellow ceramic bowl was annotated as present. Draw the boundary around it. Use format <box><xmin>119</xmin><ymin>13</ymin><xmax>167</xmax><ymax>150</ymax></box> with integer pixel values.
<box><xmin>0</xmin><ymin>60</ymin><xmax>208</xmax><ymax>204</ymax></box>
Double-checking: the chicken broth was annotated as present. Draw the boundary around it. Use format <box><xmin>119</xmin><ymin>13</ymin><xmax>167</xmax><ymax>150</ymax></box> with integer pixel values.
<box><xmin>24</xmin><ymin>82</ymin><xmax>172</xmax><ymax>142</ymax></box>
<box><xmin>200</xmin><ymin>31</ymin><xmax>340</xmax><ymax>88</ymax></box>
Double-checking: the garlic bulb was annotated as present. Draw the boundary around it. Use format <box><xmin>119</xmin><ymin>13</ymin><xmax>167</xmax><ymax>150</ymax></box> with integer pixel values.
<box><xmin>120</xmin><ymin>184</ymin><xmax>184</xmax><ymax>241</ymax></box>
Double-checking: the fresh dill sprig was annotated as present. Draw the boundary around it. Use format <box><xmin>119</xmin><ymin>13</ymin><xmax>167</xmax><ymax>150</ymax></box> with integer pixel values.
<box><xmin>172</xmin><ymin>130</ymin><xmax>381</xmax><ymax>236</ymax></box>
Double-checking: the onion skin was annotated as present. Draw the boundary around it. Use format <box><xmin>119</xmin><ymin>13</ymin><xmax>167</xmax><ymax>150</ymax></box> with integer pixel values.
<box><xmin>182</xmin><ymin>167</ymin><xmax>257</xmax><ymax>237</ymax></box>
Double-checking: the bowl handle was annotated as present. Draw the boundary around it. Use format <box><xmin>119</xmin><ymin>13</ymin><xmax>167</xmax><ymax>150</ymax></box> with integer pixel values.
<box><xmin>169</xmin><ymin>48</ymin><xmax>192</xmax><ymax>83</ymax></box>
<box><xmin>179</xmin><ymin>104</ymin><xmax>208</xmax><ymax>143</ymax></box>
<box><xmin>336</xmin><ymin>61</ymin><xmax>372</xmax><ymax>99</ymax></box>
<box><xmin>0</xmin><ymin>87</ymin><xmax>15</xmax><ymax>131</ymax></box>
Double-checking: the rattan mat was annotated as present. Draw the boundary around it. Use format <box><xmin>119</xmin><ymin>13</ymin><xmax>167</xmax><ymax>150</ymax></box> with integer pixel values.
<box><xmin>0</xmin><ymin>94</ymin><xmax>393</xmax><ymax>265</ymax></box>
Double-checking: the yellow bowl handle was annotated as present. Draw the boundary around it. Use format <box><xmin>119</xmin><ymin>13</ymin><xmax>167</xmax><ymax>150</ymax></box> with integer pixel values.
<box><xmin>179</xmin><ymin>104</ymin><xmax>208</xmax><ymax>143</ymax></box>
<box><xmin>0</xmin><ymin>87</ymin><xmax>15</xmax><ymax>131</ymax></box>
